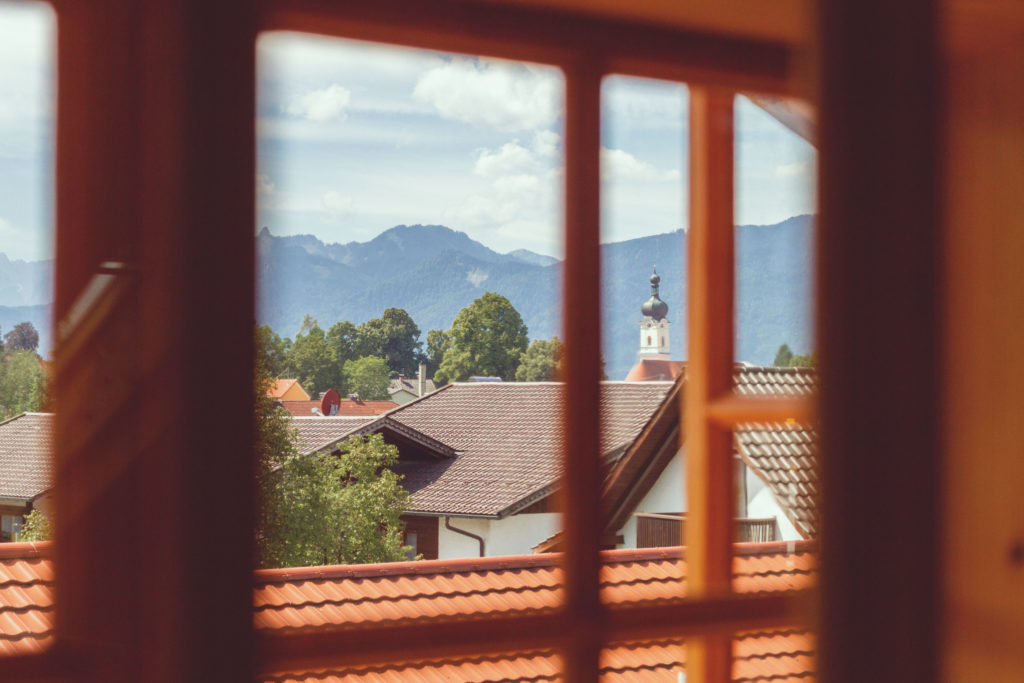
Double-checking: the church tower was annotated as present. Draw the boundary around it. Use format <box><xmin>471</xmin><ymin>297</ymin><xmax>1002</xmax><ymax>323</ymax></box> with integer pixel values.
<box><xmin>639</xmin><ymin>267</ymin><xmax>671</xmax><ymax>358</ymax></box>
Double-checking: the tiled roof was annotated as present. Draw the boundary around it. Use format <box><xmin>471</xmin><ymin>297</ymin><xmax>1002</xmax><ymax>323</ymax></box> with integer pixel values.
<box><xmin>388</xmin><ymin>376</ymin><xmax>436</xmax><ymax>396</ymax></box>
<box><xmin>734</xmin><ymin>365</ymin><xmax>816</xmax><ymax>396</ymax></box>
<box><xmin>624</xmin><ymin>358</ymin><xmax>685</xmax><ymax>381</ymax></box>
<box><xmin>0</xmin><ymin>543</ymin><xmax>52</xmax><ymax>656</ymax></box>
<box><xmin>732</xmin><ymin>366</ymin><xmax>817</xmax><ymax>538</ymax></box>
<box><xmin>736</xmin><ymin>425</ymin><xmax>818</xmax><ymax>538</ymax></box>
<box><xmin>0</xmin><ymin>541</ymin><xmax>815</xmax><ymax>680</ymax></box>
<box><xmin>254</xmin><ymin>541</ymin><xmax>815</xmax><ymax>681</ymax></box>
<box><xmin>269</xmin><ymin>379</ymin><xmax>308</xmax><ymax>399</ymax></box>
<box><xmin>291</xmin><ymin>417</ymin><xmax>378</xmax><ymax>455</ymax></box>
<box><xmin>281</xmin><ymin>400</ymin><xmax>397</xmax><ymax>418</ymax></box>
<box><xmin>264</xmin><ymin>631</ymin><xmax>813</xmax><ymax>682</ymax></box>
<box><xmin>385</xmin><ymin>382</ymin><xmax>673</xmax><ymax>516</ymax></box>
<box><xmin>0</xmin><ymin>413</ymin><xmax>53</xmax><ymax>500</ymax></box>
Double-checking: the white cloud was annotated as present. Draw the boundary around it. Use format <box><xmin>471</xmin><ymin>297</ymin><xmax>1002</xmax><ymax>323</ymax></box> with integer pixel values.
<box><xmin>286</xmin><ymin>84</ymin><xmax>352</xmax><ymax>122</ymax></box>
<box><xmin>775</xmin><ymin>160</ymin><xmax>814</xmax><ymax>178</ymax></box>
<box><xmin>413</xmin><ymin>57</ymin><xmax>560</xmax><ymax>132</ymax></box>
<box><xmin>256</xmin><ymin>173</ymin><xmax>275</xmax><ymax>196</ymax></box>
<box><xmin>532</xmin><ymin>130</ymin><xmax>561</xmax><ymax>159</ymax></box>
<box><xmin>601</xmin><ymin>147</ymin><xmax>679</xmax><ymax>182</ymax></box>
<box><xmin>473</xmin><ymin>142</ymin><xmax>535</xmax><ymax>178</ymax></box>
<box><xmin>322</xmin><ymin>191</ymin><xmax>354</xmax><ymax>221</ymax></box>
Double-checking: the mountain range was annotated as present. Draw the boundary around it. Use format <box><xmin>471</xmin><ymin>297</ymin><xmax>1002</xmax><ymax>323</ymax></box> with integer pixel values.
<box><xmin>257</xmin><ymin>217</ymin><xmax>814</xmax><ymax>380</ymax></box>
<box><xmin>0</xmin><ymin>217</ymin><xmax>813</xmax><ymax>377</ymax></box>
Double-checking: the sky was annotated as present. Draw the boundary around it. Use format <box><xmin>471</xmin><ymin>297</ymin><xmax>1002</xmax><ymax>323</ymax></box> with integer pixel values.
<box><xmin>0</xmin><ymin>4</ymin><xmax>815</xmax><ymax>263</ymax></box>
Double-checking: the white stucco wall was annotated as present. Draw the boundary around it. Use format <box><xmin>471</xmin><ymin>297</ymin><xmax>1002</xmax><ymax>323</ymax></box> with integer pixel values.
<box><xmin>437</xmin><ymin>512</ymin><xmax>561</xmax><ymax>560</ymax></box>
<box><xmin>618</xmin><ymin>448</ymin><xmax>687</xmax><ymax>549</ymax></box>
<box><xmin>615</xmin><ymin>447</ymin><xmax>804</xmax><ymax>548</ymax></box>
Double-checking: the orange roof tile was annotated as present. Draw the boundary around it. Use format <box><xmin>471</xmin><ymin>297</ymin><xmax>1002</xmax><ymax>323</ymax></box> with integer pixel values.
<box><xmin>0</xmin><ymin>541</ymin><xmax>815</xmax><ymax>681</ymax></box>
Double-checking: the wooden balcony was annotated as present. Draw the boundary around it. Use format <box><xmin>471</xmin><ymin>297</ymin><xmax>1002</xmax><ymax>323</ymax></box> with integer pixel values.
<box><xmin>635</xmin><ymin>512</ymin><xmax>777</xmax><ymax>548</ymax></box>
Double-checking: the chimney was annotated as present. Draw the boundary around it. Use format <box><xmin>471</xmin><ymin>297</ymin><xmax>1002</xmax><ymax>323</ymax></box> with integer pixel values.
<box><xmin>418</xmin><ymin>363</ymin><xmax>427</xmax><ymax>396</ymax></box>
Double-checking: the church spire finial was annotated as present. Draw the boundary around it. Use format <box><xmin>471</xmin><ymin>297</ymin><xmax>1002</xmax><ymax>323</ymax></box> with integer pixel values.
<box><xmin>641</xmin><ymin>266</ymin><xmax>668</xmax><ymax>321</ymax></box>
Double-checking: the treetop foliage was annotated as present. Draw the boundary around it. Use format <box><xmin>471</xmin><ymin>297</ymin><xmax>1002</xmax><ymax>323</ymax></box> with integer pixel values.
<box><xmin>435</xmin><ymin>292</ymin><xmax>529</xmax><ymax>384</ymax></box>
<box><xmin>773</xmin><ymin>342</ymin><xmax>816</xmax><ymax>368</ymax></box>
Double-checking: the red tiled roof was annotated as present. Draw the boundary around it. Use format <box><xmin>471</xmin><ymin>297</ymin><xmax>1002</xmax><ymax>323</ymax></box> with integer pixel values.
<box><xmin>0</xmin><ymin>541</ymin><xmax>815</xmax><ymax>680</ymax></box>
<box><xmin>0</xmin><ymin>542</ymin><xmax>52</xmax><ymax>656</ymax></box>
<box><xmin>0</xmin><ymin>413</ymin><xmax>53</xmax><ymax>500</ymax></box>
<box><xmin>268</xmin><ymin>379</ymin><xmax>306</xmax><ymax>399</ymax></box>
<box><xmin>624</xmin><ymin>358</ymin><xmax>685</xmax><ymax>381</ymax></box>
<box><xmin>280</xmin><ymin>400</ymin><xmax>397</xmax><ymax>418</ymax></box>
<box><xmin>384</xmin><ymin>382</ymin><xmax>673</xmax><ymax>517</ymax></box>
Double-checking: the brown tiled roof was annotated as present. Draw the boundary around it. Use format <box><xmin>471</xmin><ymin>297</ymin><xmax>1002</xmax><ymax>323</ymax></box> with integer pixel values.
<box><xmin>624</xmin><ymin>358</ymin><xmax>685</xmax><ymax>381</ymax></box>
<box><xmin>291</xmin><ymin>417</ymin><xmax>378</xmax><ymax>455</ymax></box>
<box><xmin>281</xmin><ymin>400</ymin><xmax>397</xmax><ymax>418</ymax></box>
<box><xmin>734</xmin><ymin>365</ymin><xmax>816</xmax><ymax>395</ymax></box>
<box><xmin>736</xmin><ymin>425</ymin><xmax>818</xmax><ymax>538</ymax></box>
<box><xmin>732</xmin><ymin>366</ymin><xmax>817</xmax><ymax>538</ymax></box>
<box><xmin>0</xmin><ymin>540</ymin><xmax>815</xmax><ymax>681</ymax></box>
<box><xmin>385</xmin><ymin>382</ymin><xmax>673</xmax><ymax>517</ymax></box>
<box><xmin>0</xmin><ymin>413</ymin><xmax>53</xmax><ymax>500</ymax></box>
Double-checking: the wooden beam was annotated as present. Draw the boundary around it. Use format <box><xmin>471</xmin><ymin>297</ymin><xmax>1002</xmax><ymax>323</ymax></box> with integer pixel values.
<box><xmin>561</xmin><ymin>60</ymin><xmax>605</xmax><ymax>683</ymax></box>
<box><xmin>685</xmin><ymin>87</ymin><xmax>737</xmax><ymax>683</ymax></box>
<box><xmin>260</xmin><ymin>0</ymin><xmax>795</xmax><ymax>95</ymax></box>
<box><xmin>816</xmin><ymin>0</ymin><xmax>942</xmax><ymax>681</ymax></box>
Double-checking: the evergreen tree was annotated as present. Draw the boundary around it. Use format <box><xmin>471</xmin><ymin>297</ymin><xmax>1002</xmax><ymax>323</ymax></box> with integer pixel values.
<box><xmin>773</xmin><ymin>343</ymin><xmax>794</xmax><ymax>367</ymax></box>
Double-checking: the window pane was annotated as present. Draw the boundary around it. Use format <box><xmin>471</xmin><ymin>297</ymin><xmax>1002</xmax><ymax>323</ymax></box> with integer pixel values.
<box><xmin>255</xmin><ymin>31</ymin><xmax>566</xmax><ymax>571</ymax></box>
<box><xmin>733</xmin><ymin>94</ymin><xmax>817</xmax><ymax>371</ymax></box>
<box><xmin>0</xmin><ymin>0</ymin><xmax>56</xmax><ymax>660</ymax></box>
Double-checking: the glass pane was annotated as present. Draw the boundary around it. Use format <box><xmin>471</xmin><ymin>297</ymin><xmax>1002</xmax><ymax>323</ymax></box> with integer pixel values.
<box><xmin>255</xmin><ymin>32</ymin><xmax>565</xmax><ymax>569</ymax></box>
<box><xmin>733</xmin><ymin>94</ymin><xmax>817</xmax><ymax>371</ymax></box>
<box><xmin>594</xmin><ymin>75</ymin><xmax>686</xmax><ymax>560</ymax></box>
<box><xmin>0</xmin><ymin>0</ymin><xmax>56</xmax><ymax>660</ymax></box>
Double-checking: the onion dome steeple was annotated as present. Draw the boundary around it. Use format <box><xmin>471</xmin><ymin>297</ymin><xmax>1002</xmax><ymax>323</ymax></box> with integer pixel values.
<box><xmin>641</xmin><ymin>266</ymin><xmax>669</xmax><ymax>321</ymax></box>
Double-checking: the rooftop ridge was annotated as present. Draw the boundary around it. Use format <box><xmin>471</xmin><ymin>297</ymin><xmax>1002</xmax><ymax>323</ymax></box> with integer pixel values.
<box><xmin>254</xmin><ymin>541</ymin><xmax>817</xmax><ymax>585</ymax></box>
<box><xmin>0</xmin><ymin>541</ymin><xmax>52</xmax><ymax>560</ymax></box>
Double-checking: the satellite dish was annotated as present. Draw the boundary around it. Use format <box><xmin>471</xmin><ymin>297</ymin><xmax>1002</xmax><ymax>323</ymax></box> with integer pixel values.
<box><xmin>321</xmin><ymin>388</ymin><xmax>341</xmax><ymax>417</ymax></box>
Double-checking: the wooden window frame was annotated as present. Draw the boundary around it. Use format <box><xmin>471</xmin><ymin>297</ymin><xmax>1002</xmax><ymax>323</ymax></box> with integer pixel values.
<box><xmin>5</xmin><ymin>1</ymin><xmax>942</xmax><ymax>682</ymax></box>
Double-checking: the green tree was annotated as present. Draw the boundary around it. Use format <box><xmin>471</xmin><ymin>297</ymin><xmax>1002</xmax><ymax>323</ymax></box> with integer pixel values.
<box><xmin>773</xmin><ymin>343</ymin><xmax>794</xmax><ymax>367</ymax></box>
<box><xmin>286</xmin><ymin>317</ymin><xmax>339</xmax><ymax>396</ymax></box>
<box><xmin>18</xmin><ymin>509</ymin><xmax>53</xmax><ymax>542</ymax></box>
<box><xmin>257</xmin><ymin>325</ymin><xmax>291</xmax><ymax>378</ymax></box>
<box><xmin>0</xmin><ymin>350</ymin><xmax>47</xmax><ymax>418</ymax></box>
<box><xmin>515</xmin><ymin>337</ymin><xmax>565</xmax><ymax>381</ymax></box>
<box><xmin>260</xmin><ymin>434</ymin><xmax>410</xmax><ymax>568</ymax></box>
<box><xmin>355</xmin><ymin>308</ymin><xmax>424</xmax><ymax>377</ymax></box>
<box><xmin>255</xmin><ymin>329</ymin><xmax>410</xmax><ymax>568</ymax></box>
<box><xmin>435</xmin><ymin>292</ymin><xmax>529</xmax><ymax>384</ymax></box>
<box><xmin>327</xmin><ymin>320</ymin><xmax>360</xmax><ymax>370</ymax></box>
<box><xmin>425</xmin><ymin>328</ymin><xmax>450</xmax><ymax>382</ymax></box>
<box><xmin>4</xmin><ymin>321</ymin><xmax>39</xmax><ymax>352</ymax></box>
<box><xmin>343</xmin><ymin>356</ymin><xmax>391</xmax><ymax>401</ymax></box>
<box><xmin>789</xmin><ymin>352</ymin><xmax>816</xmax><ymax>368</ymax></box>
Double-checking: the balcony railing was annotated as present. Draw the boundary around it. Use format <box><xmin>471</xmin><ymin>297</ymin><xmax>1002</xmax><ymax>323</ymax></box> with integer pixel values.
<box><xmin>635</xmin><ymin>512</ymin><xmax>777</xmax><ymax>548</ymax></box>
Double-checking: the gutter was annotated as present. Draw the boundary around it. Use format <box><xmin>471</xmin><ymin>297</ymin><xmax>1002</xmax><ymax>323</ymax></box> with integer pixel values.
<box><xmin>444</xmin><ymin>516</ymin><xmax>486</xmax><ymax>557</ymax></box>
